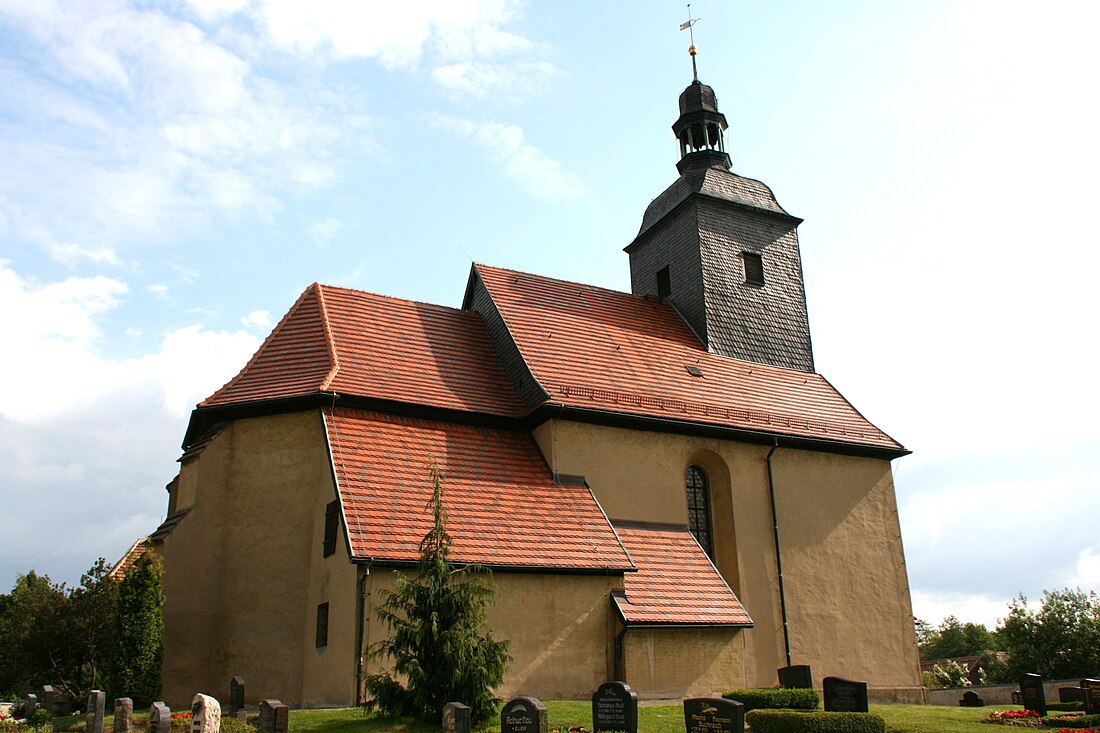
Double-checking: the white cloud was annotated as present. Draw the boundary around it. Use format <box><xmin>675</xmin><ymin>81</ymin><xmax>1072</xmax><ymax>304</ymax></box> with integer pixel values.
<box><xmin>910</xmin><ymin>589</ymin><xmax>1015</xmax><ymax>630</ymax></box>
<box><xmin>435</xmin><ymin>115</ymin><xmax>583</xmax><ymax>201</ymax></box>
<box><xmin>240</xmin><ymin>309</ymin><xmax>272</xmax><ymax>329</ymax></box>
<box><xmin>1071</xmin><ymin>547</ymin><xmax>1100</xmax><ymax>589</ymax></box>
<box><xmin>309</xmin><ymin>217</ymin><xmax>341</xmax><ymax>247</ymax></box>
<box><xmin>432</xmin><ymin>60</ymin><xmax>559</xmax><ymax>99</ymax></box>
<box><xmin>148</xmin><ymin>283</ymin><xmax>170</xmax><ymax>299</ymax></box>
<box><xmin>47</xmin><ymin>242</ymin><xmax>121</xmax><ymax>268</ymax></box>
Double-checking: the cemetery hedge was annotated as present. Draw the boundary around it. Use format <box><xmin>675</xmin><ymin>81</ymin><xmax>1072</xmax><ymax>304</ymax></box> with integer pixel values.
<box><xmin>745</xmin><ymin>709</ymin><xmax>886</xmax><ymax>733</ymax></box>
<box><xmin>722</xmin><ymin>687</ymin><xmax>820</xmax><ymax>711</ymax></box>
<box><xmin>1041</xmin><ymin>713</ymin><xmax>1100</xmax><ymax>728</ymax></box>
<box><xmin>1046</xmin><ymin>702</ymin><xmax>1085</xmax><ymax>712</ymax></box>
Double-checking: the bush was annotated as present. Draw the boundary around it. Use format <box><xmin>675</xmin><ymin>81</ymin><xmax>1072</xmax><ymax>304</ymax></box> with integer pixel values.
<box><xmin>745</xmin><ymin>710</ymin><xmax>885</xmax><ymax>733</ymax></box>
<box><xmin>1047</xmin><ymin>702</ymin><xmax>1085</xmax><ymax>712</ymax></box>
<box><xmin>722</xmin><ymin>688</ymin><xmax>819</xmax><ymax>711</ymax></box>
<box><xmin>1041</xmin><ymin>713</ymin><xmax>1100</xmax><ymax>729</ymax></box>
<box><xmin>26</xmin><ymin>708</ymin><xmax>53</xmax><ymax>730</ymax></box>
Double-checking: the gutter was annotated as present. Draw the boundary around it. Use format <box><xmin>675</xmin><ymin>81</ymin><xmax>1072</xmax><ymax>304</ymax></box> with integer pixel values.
<box><xmin>767</xmin><ymin>441</ymin><xmax>793</xmax><ymax>668</ymax></box>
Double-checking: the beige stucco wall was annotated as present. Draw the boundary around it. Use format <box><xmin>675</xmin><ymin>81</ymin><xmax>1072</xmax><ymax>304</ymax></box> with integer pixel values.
<box><xmin>532</xmin><ymin>419</ymin><xmax>920</xmax><ymax>691</ymax></box>
<box><xmin>161</xmin><ymin>410</ymin><xmax>355</xmax><ymax>707</ymax></box>
<box><xmin>622</xmin><ymin>627</ymin><xmax>744</xmax><ymax>698</ymax></box>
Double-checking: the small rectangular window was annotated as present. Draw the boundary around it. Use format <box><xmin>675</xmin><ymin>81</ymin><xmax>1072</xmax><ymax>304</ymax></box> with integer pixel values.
<box><xmin>656</xmin><ymin>266</ymin><xmax>671</xmax><ymax>297</ymax></box>
<box><xmin>322</xmin><ymin>500</ymin><xmax>338</xmax><ymax>557</ymax></box>
<box><xmin>315</xmin><ymin>602</ymin><xmax>329</xmax><ymax>648</ymax></box>
<box><xmin>743</xmin><ymin>252</ymin><xmax>765</xmax><ymax>286</ymax></box>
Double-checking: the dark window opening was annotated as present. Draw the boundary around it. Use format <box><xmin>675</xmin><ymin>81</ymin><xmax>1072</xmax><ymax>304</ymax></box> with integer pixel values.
<box><xmin>315</xmin><ymin>602</ymin><xmax>329</xmax><ymax>648</ymax></box>
<box><xmin>743</xmin><ymin>252</ymin><xmax>765</xmax><ymax>286</ymax></box>
<box><xmin>322</xmin><ymin>500</ymin><xmax>338</xmax><ymax>557</ymax></box>
<box><xmin>686</xmin><ymin>465</ymin><xmax>713</xmax><ymax>558</ymax></box>
<box><xmin>656</xmin><ymin>266</ymin><xmax>671</xmax><ymax>298</ymax></box>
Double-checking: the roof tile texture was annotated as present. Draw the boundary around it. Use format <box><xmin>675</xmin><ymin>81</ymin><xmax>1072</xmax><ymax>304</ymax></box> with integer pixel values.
<box><xmin>613</xmin><ymin>524</ymin><xmax>751</xmax><ymax>625</ymax></box>
<box><xmin>325</xmin><ymin>407</ymin><xmax>633</xmax><ymax>571</ymax></box>
<box><xmin>474</xmin><ymin>264</ymin><xmax>901</xmax><ymax>451</ymax></box>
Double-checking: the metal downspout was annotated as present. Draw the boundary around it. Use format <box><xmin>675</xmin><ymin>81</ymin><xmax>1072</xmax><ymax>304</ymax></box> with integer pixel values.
<box><xmin>767</xmin><ymin>441</ymin><xmax>792</xmax><ymax>667</ymax></box>
<box><xmin>354</xmin><ymin>564</ymin><xmax>370</xmax><ymax>706</ymax></box>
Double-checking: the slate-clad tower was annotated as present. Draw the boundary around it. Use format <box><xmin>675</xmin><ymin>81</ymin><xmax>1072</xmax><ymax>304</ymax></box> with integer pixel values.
<box><xmin>625</xmin><ymin>65</ymin><xmax>814</xmax><ymax>372</ymax></box>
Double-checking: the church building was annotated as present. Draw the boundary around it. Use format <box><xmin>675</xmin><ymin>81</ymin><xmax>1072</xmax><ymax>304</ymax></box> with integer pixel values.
<box><xmin>153</xmin><ymin>53</ymin><xmax>921</xmax><ymax>707</ymax></box>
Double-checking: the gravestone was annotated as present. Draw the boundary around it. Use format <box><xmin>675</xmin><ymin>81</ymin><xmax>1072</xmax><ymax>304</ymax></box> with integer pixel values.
<box><xmin>823</xmin><ymin>677</ymin><xmax>868</xmax><ymax>713</ymax></box>
<box><xmin>777</xmin><ymin>665</ymin><xmax>814</xmax><ymax>689</ymax></box>
<box><xmin>40</xmin><ymin>686</ymin><xmax>55</xmax><ymax>716</ymax></box>
<box><xmin>1059</xmin><ymin>686</ymin><xmax>1085</xmax><ymax>703</ymax></box>
<box><xmin>500</xmin><ymin>697</ymin><xmax>547</xmax><ymax>733</ymax></box>
<box><xmin>1083</xmin><ymin>678</ymin><xmax>1100</xmax><ymax>715</ymax></box>
<box><xmin>1011</xmin><ymin>690</ymin><xmax>1022</xmax><ymax>705</ymax></box>
<box><xmin>113</xmin><ymin>698</ymin><xmax>134</xmax><ymax>733</ymax></box>
<box><xmin>148</xmin><ymin>703</ymin><xmax>171</xmax><ymax>733</ymax></box>
<box><xmin>259</xmin><ymin>699</ymin><xmax>287</xmax><ymax>733</ymax></box>
<box><xmin>191</xmin><ymin>694</ymin><xmax>221</xmax><ymax>733</ymax></box>
<box><xmin>24</xmin><ymin>694</ymin><xmax>38</xmax><ymax>716</ymax></box>
<box><xmin>442</xmin><ymin>702</ymin><xmax>471</xmax><ymax>733</ymax></box>
<box><xmin>1019</xmin><ymin>674</ymin><xmax>1047</xmax><ymax>716</ymax></box>
<box><xmin>230</xmin><ymin>677</ymin><xmax>245</xmax><ymax>713</ymax></box>
<box><xmin>959</xmin><ymin>690</ymin><xmax>984</xmax><ymax>707</ymax></box>
<box><xmin>592</xmin><ymin>681</ymin><xmax>637</xmax><ymax>733</ymax></box>
<box><xmin>683</xmin><ymin>697</ymin><xmax>744</xmax><ymax>733</ymax></box>
<box><xmin>87</xmin><ymin>690</ymin><xmax>106</xmax><ymax>733</ymax></box>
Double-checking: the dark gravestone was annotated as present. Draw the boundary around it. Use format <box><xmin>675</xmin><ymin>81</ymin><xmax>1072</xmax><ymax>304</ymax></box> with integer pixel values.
<box><xmin>230</xmin><ymin>677</ymin><xmax>245</xmax><ymax>713</ymax></box>
<box><xmin>959</xmin><ymin>690</ymin><xmax>984</xmax><ymax>707</ymax></box>
<box><xmin>87</xmin><ymin>691</ymin><xmax>106</xmax><ymax>733</ymax></box>
<box><xmin>1019</xmin><ymin>674</ymin><xmax>1047</xmax><ymax>716</ymax></box>
<box><xmin>24</xmin><ymin>694</ymin><xmax>38</xmax><ymax>715</ymax></box>
<box><xmin>1083</xmin><ymin>678</ymin><xmax>1100</xmax><ymax>715</ymax></box>
<box><xmin>40</xmin><ymin>686</ymin><xmax>55</xmax><ymax>716</ymax></box>
<box><xmin>258</xmin><ymin>700</ymin><xmax>285</xmax><ymax>733</ymax></box>
<box><xmin>1059</xmin><ymin>686</ymin><xmax>1085</xmax><ymax>703</ymax></box>
<box><xmin>823</xmin><ymin>677</ymin><xmax>868</xmax><ymax>713</ymax></box>
<box><xmin>442</xmin><ymin>702</ymin><xmax>471</xmax><ymax>733</ymax></box>
<box><xmin>683</xmin><ymin>697</ymin><xmax>744</xmax><ymax>733</ymax></box>
<box><xmin>500</xmin><ymin>697</ymin><xmax>548</xmax><ymax>733</ymax></box>
<box><xmin>777</xmin><ymin>665</ymin><xmax>814</xmax><ymax>690</ymax></box>
<box><xmin>592</xmin><ymin>682</ymin><xmax>638</xmax><ymax>733</ymax></box>
<box><xmin>114</xmin><ymin>698</ymin><xmax>134</xmax><ymax>733</ymax></box>
<box><xmin>1011</xmin><ymin>690</ymin><xmax>1022</xmax><ymax>705</ymax></box>
<box><xmin>148</xmin><ymin>703</ymin><xmax>171</xmax><ymax>733</ymax></box>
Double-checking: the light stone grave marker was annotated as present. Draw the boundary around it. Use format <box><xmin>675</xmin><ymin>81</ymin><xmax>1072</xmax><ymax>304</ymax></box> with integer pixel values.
<box><xmin>87</xmin><ymin>691</ymin><xmax>106</xmax><ymax>733</ymax></box>
<box><xmin>113</xmin><ymin>698</ymin><xmax>133</xmax><ymax>733</ymax></box>
<box><xmin>148</xmin><ymin>703</ymin><xmax>171</xmax><ymax>733</ymax></box>
<box><xmin>190</xmin><ymin>694</ymin><xmax>221</xmax><ymax>733</ymax></box>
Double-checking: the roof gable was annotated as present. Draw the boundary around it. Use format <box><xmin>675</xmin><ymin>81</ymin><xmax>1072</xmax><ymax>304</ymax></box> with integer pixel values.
<box><xmin>471</xmin><ymin>263</ymin><xmax>903</xmax><ymax>453</ymax></box>
<box><xmin>325</xmin><ymin>407</ymin><xmax>633</xmax><ymax>572</ymax></box>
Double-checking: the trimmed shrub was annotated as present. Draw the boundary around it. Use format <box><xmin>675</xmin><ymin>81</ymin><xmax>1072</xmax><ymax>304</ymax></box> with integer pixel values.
<box><xmin>1047</xmin><ymin>701</ymin><xmax>1085</xmax><ymax>712</ymax></box>
<box><xmin>745</xmin><ymin>710</ymin><xmax>885</xmax><ymax>733</ymax></box>
<box><xmin>723</xmin><ymin>687</ymin><xmax>819</xmax><ymax>711</ymax></box>
<box><xmin>1041</xmin><ymin>713</ymin><xmax>1100</xmax><ymax>729</ymax></box>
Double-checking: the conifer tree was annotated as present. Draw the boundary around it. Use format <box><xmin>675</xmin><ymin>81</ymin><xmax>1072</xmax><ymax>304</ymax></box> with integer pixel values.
<box><xmin>106</xmin><ymin>553</ymin><xmax>163</xmax><ymax>706</ymax></box>
<box><xmin>365</xmin><ymin>460</ymin><xmax>510</xmax><ymax>725</ymax></box>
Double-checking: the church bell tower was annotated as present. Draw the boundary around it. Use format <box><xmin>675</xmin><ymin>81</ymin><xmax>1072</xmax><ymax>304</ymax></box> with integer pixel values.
<box><xmin>625</xmin><ymin>45</ymin><xmax>814</xmax><ymax>372</ymax></box>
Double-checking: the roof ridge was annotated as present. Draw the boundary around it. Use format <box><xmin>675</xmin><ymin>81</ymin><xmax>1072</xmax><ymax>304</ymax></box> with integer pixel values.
<box><xmin>475</xmin><ymin>262</ymin><xmax>648</xmax><ymax>304</ymax></box>
<box><xmin>199</xmin><ymin>283</ymin><xmax>333</xmax><ymax>407</ymax></box>
<box><xmin>316</xmin><ymin>284</ymin><xmax>341</xmax><ymax>392</ymax></box>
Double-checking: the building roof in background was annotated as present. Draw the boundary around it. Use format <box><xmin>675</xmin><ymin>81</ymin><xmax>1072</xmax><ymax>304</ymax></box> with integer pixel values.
<box><xmin>108</xmin><ymin>537</ymin><xmax>150</xmax><ymax>580</ymax></box>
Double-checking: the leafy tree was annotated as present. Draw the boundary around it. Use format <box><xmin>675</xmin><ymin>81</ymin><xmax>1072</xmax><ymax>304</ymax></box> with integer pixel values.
<box><xmin>107</xmin><ymin>553</ymin><xmax>164</xmax><ymax>706</ymax></box>
<box><xmin>365</xmin><ymin>461</ymin><xmax>511</xmax><ymax>725</ymax></box>
<box><xmin>919</xmin><ymin>615</ymin><xmax>999</xmax><ymax>661</ymax></box>
<box><xmin>929</xmin><ymin>660</ymin><xmax>973</xmax><ymax>688</ymax></box>
<box><xmin>999</xmin><ymin>587</ymin><xmax>1100</xmax><ymax>680</ymax></box>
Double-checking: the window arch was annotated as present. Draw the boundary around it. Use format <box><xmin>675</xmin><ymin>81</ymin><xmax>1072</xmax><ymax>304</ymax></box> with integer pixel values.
<box><xmin>685</xmin><ymin>465</ymin><xmax>713</xmax><ymax>558</ymax></box>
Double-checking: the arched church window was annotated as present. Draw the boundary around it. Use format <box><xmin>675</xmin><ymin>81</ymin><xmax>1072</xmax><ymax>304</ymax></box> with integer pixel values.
<box><xmin>685</xmin><ymin>465</ymin><xmax>713</xmax><ymax>558</ymax></box>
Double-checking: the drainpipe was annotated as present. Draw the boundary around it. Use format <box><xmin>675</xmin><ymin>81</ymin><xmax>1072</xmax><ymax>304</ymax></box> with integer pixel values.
<box><xmin>354</xmin><ymin>564</ymin><xmax>370</xmax><ymax>706</ymax></box>
<box><xmin>767</xmin><ymin>441</ymin><xmax>792</xmax><ymax>667</ymax></box>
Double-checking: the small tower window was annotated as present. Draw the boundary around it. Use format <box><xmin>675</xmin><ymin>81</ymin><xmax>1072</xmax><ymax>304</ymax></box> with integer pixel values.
<box><xmin>685</xmin><ymin>465</ymin><xmax>713</xmax><ymax>558</ymax></box>
<box><xmin>656</xmin><ymin>266</ymin><xmax>671</xmax><ymax>297</ymax></box>
<box><xmin>743</xmin><ymin>252</ymin><xmax>765</xmax><ymax>286</ymax></box>
<box><xmin>322</xmin><ymin>500</ymin><xmax>338</xmax><ymax>557</ymax></box>
<box><xmin>315</xmin><ymin>602</ymin><xmax>329</xmax><ymax>648</ymax></box>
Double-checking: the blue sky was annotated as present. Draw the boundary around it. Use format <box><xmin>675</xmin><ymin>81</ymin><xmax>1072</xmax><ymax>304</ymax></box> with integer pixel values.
<box><xmin>2</xmin><ymin>0</ymin><xmax>1098</xmax><ymax>630</ymax></box>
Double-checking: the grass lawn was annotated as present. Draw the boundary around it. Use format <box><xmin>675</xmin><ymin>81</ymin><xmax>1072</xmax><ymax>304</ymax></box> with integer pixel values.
<box><xmin>284</xmin><ymin>702</ymin><xmax>1039</xmax><ymax>733</ymax></box>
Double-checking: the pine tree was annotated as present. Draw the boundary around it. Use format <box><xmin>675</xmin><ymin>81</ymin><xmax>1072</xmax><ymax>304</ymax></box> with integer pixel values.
<box><xmin>365</xmin><ymin>460</ymin><xmax>510</xmax><ymax>725</ymax></box>
<box><xmin>107</xmin><ymin>552</ymin><xmax>164</xmax><ymax>707</ymax></box>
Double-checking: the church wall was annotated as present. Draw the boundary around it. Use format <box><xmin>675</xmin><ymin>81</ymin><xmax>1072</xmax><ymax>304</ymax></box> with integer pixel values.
<box><xmin>361</xmin><ymin>569</ymin><xmax>621</xmax><ymax>701</ymax></box>
<box><xmin>621</xmin><ymin>627</ymin><xmax>744</xmax><ymax>698</ymax></box>
<box><xmin>161</xmin><ymin>410</ymin><xmax>335</xmax><ymax>707</ymax></box>
<box><xmin>532</xmin><ymin>419</ymin><xmax>920</xmax><ymax>691</ymax></box>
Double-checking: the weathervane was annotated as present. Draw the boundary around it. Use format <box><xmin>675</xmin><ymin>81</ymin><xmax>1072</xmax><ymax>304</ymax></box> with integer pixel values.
<box><xmin>680</xmin><ymin>4</ymin><xmax>701</xmax><ymax>81</ymax></box>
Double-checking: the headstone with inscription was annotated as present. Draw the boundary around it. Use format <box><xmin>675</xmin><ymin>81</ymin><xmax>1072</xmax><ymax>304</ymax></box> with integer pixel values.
<box><xmin>442</xmin><ymin>702</ymin><xmax>470</xmax><ymax>733</ymax></box>
<box><xmin>1019</xmin><ymin>674</ymin><xmax>1046</xmax><ymax>716</ymax></box>
<box><xmin>1082</xmin><ymin>678</ymin><xmax>1100</xmax><ymax>715</ymax></box>
<box><xmin>113</xmin><ymin>698</ymin><xmax>134</xmax><ymax>733</ymax></box>
<box><xmin>777</xmin><ymin>665</ymin><xmax>814</xmax><ymax>689</ymax></box>
<box><xmin>1059</xmin><ymin>686</ymin><xmax>1085</xmax><ymax>703</ymax></box>
<box><xmin>87</xmin><ymin>690</ymin><xmax>106</xmax><ymax>733</ymax></box>
<box><xmin>959</xmin><ymin>690</ymin><xmax>984</xmax><ymax>707</ymax></box>
<box><xmin>148</xmin><ymin>703</ymin><xmax>171</xmax><ymax>733</ymax></box>
<box><xmin>500</xmin><ymin>697</ymin><xmax>547</xmax><ymax>733</ymax></box>
<box><xmin>190</xmin><ymin>694</ymin><xmax>221</xmax><ymax>733</ymax></box>
<box><xmin>683</xmin><ymin>697</ymin><xmax>744</xmax><ymax>733</ymax></box>
<box><xmin>230</xmin><ymin>677</ymin><xmax>245</xmax><ymax>713</ymax></box>
<box><xmin>823</xmin><ymin>677</ymin><xmax>868</xmax><ymax>713</ymax></box>
<box><xmin>592</xmin><ymin>682</ymin><xmax>637</xmax><ymax>733</ymax></box>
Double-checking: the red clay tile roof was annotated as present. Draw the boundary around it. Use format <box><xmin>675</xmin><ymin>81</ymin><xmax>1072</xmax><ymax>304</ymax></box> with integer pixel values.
<box><xmin>473</xmin><ymin>264</ymin><xmax>902</xmax><ymax>452</ymax></box>
<box><xmin>325</xmin><ymin>407</ymin><xmax>634</xmax><ymax>571</ymax></box>
<box><xmin>202</xmin><ymin>284</ymin><xmax>526</xmax><ymax>417</ymax></box>
<box><xmin>108</xmin><ymin>538</ymin><xmax>150</xmax><ymax>580</ymax></box>
<box><xmin>612</xmin><ymin>524</ymin><xmax>751</xmax><ymax>626</ymax></box>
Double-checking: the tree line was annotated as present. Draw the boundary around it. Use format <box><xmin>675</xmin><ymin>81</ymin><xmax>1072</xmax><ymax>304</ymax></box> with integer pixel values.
<box><xmin>917</xmin><ymin>588</ymin><xmax>1100</xmax><ymax>683</ymax></box>
<box><xmin>0</xmin><ymin>554</ymin><xmax>164</xmax><ymax>707</ymax></box>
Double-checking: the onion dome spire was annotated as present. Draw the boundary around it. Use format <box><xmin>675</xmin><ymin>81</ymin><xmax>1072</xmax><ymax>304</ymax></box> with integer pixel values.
<box><xmin>671</xmin><ymin>43</ymin><xmax>731</xmax><ymax>175</ymax></box>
